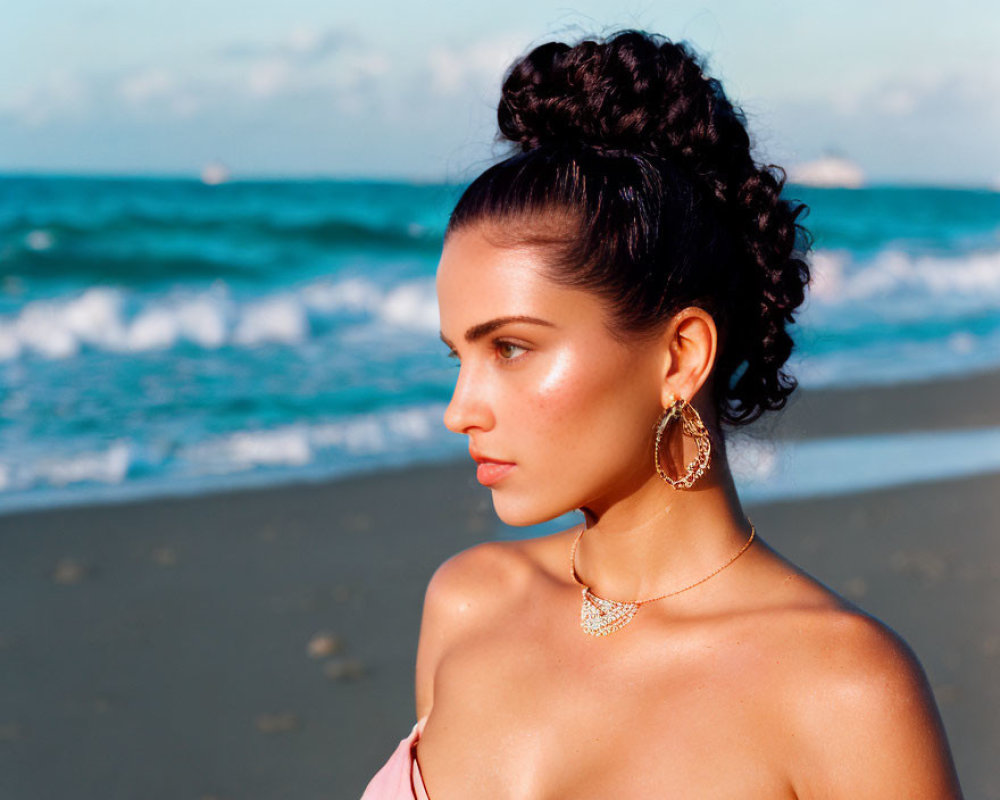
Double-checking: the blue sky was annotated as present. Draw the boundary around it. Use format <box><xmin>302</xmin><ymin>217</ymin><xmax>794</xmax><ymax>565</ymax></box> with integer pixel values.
<box><xmin>3</xmin><ymin>0</ymin><xmax>998</xmax><ymax>184</ymax></box>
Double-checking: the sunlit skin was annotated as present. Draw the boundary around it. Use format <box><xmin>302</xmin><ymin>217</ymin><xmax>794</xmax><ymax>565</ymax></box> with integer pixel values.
<box><xmin>414</xmin><ymin>222</ymin><xmax>964</xmax><ymax>799</ymax></box>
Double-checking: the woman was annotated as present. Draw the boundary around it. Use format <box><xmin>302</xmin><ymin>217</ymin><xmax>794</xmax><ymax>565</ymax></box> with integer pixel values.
<box><xmin>362</xmin><ymin>29</ymin><xmax>963</xmax><ymax>799</ymax></box>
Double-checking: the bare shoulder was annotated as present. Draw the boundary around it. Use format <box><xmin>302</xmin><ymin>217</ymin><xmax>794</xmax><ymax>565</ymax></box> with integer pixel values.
<box><xmin>773</xmin><ymin>603</ymin><xmax>964</xmax><ymax>798</ymax></box>
<box><xmin>724</xmin><ymin>542</ymin><xmax>964</xmax><ymax>797</ymax></box>
<box><xmin>422</xmin><ymin>523</ymin><xmax>575</xmax><ymax>608</ymax></box>
<box><xmin>414</xmin><ymin>537</ymin><xmax>539</xmax><ymax>719</ymax></box>
<box><xmin>777</xmin><ymin>602</ymin><xmax>935</xmax><ymax>702</ymax></box>
<box><xmin>424</xmin><ymin>538</ymin><xmax>537</xmax><ymax>624</ymax></box>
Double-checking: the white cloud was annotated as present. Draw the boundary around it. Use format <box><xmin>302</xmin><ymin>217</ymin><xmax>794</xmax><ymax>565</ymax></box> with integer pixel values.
<box><xmin>329</xmin><ymin>52</ymin><xmax>391</xmax><ymax>93</ymax></box>
<box><xmin>113</xmin><ymin>67</ymin><xmax>202</xmax><ymax>117</ymax></box>
<box><xmin>427</xmin><ymin>34</ymin><xmax>528</xmax><ymax>96</ymax></box>
<box><xmin>117</xmin><ymin>68</ymin><xmax>175</xmax><ymax>103</ymax></box>
<box><xmin>765</xmin><ymin>68</ymin><xmax>1000</xmax><ymax>184</ymax></box>
<box><xmin>879</xmin><ymin>86</ymin><xmax>917</xmax><ymax>116</ymax></box>
<box><xmin>427</xmin><ymin>48</ymin><xmax>464</xmax><ymax>94</ymax></box>
<box><xmin>829</xmin><ymin>72</ymin><xmax>1000</xmax><ymax>122</ymax></box>
<box><xmin>0</xmin><ymin>25</ymin><xmax>395</xmax><ymax>125</ymax></box>
<box><xmin>228</xmin><ymin>27</ymin><xmax>391</xmax><ymax>100</ymax></box>
<box><xmin>168</xmin><ymin>93</ymin><xmax>202</xmax><ymax>118</ymax></box>
<box><xmin>220</xmin><ymin>25</ymin><xmax>352</xmax><ymax>64</ymax></box>
<box><xmin>286</xmin><ymin>26</ymin><xmax>322</xmax><ymax>55</ymax></box>
<box><xmin>1</xmin><ymin>69</ymin><xmax>90</xmax><ymax>126</ymax></box>
<box><xmin>113</xmin><ymin>66</ymin><xmax>203</xmax><ymax>117</ymax></box>
<box><xmin>247</xmin><ymin>57</ymin><xmax>293</xmax><ymax>97</ymax></box>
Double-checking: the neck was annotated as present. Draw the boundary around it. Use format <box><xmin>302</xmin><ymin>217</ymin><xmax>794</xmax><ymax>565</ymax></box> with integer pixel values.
<box><xmin>574</xmin><ymin>439</ymin><xmax>754</xmax><ymax>603</ymax></box>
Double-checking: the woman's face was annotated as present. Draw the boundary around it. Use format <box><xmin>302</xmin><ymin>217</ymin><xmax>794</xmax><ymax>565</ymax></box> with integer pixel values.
<box><xmin>436</xmin><ymin>224</ymin><xmax>668</xmax><ymax>526</ymax></box>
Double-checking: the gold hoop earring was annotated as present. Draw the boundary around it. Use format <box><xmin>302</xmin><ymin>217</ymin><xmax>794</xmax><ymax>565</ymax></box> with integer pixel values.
<box><xmin>653</xmin><ymin>395</ymin><xmax>712</xmax><ymax>489</ymax></box>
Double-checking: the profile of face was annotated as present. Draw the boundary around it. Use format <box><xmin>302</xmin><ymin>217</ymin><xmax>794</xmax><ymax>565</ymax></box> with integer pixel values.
<box><xmin>436</xmin><ymin>224</ymin><xmax>686</xmax><ymax>527</ymax></box>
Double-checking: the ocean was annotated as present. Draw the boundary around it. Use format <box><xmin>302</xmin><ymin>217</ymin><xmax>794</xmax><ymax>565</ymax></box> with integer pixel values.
<box><xmin>2</xmin><ymin>175</ymin><xmax>999</xmax><ymax>516</ymax></box>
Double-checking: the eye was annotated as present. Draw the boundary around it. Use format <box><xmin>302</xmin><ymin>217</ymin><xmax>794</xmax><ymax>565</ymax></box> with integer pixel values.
<box><xmin>495</xmin><ymin>339</ymin><xmax>528</xmax><ymax>363</ymax></box>
<box><xmin>442</xmin><ymin>340</ymin><xmax>529</xmax><ymax>367</ymax></box>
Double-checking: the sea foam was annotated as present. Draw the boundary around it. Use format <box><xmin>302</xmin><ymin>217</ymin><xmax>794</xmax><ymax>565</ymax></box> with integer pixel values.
<box><xmin>0</xmin><ymin>276</ymin><xmax>438</xmax><ymax>360</ymax></box>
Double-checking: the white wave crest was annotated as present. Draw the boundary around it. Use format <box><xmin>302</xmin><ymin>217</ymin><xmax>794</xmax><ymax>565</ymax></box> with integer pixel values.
<box><xmin>0</xmin><ymin>285</ymin><xmax>234</xmax><ymax>359</ymax></box>
<box><xmin>128</xmin><ymin>290</ymin><xmax>230</xmax><ymax>350</ymax></box>
<box><xmin>176</xmin><ymin>405</ymin><xmax>445</xmax><ymax>477</ymax></box>
<box><xmin>0</xmin><ymin>276</ymin><xmax>439</xmax><ymax>361</ymax></box>
<box><xmin>232</xmin><ymin>295</ymin><xmax>307</xmax><ymax>345</ymax></box>
<box><xmin>0</xmin><ymin>404</ymin><xmax>448</xmax><ymax>497</ymax></box>
<box><xmin>180</xmin><ymin>426</ymin><xmax>313</xmax><ymax>473</ymax></box>
<box><xmin>810</xmin><ymin>247</ymin><xmax>1000</xmax><ymax>304</ymax></box>
<box><xmin>301</xmin><ymin>276</ymin><xmax>439</xmax><ymax>331</ymax></box>
<box><xmin>311</xmin><ymin>405</ymin><xmax>438</xmax><ymax>452</ymax></box>
<box><xmin>0</xmin><ymin>440</ymin><xmax>132</xmax><ymax>491</ymax></box>
<box><xmin>25</xmin><ymin>229</ymin><xmax>55</xmax><ymax>251</ymax></box>
<box><xmin>300</xmin><ymin>276</ymin><xmax>382</xmax><ymax>312</ymax></box>
<box><xmin>378</xmin><ymin>281</ymin><xmax>439</xmax><ymax>331</ymax></box>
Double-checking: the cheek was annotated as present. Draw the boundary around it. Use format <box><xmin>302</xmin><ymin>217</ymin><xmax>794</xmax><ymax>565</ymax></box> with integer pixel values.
<box><xmin>489</xmin><ymin>347</ymin><xmax>658</xmax><ymax>526</ymax></box>
<box><xmin>525</xmin><ymin>347</ymin><xmax>655</xmax><ymax>460</ymax></box>
<box><xmin>536</xmin><ymin>349</ymin><xmax>577</xmax><ymax>398</ymax></box>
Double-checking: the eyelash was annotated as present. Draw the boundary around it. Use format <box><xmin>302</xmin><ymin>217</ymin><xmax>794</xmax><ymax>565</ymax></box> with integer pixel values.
<box><xmin>446</xmin><ymin>339</ymin><xmax>528</xmax><ymax>367</ymax></box>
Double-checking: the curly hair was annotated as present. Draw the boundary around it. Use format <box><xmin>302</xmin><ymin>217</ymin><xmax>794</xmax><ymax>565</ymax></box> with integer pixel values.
<box><xmin>445</xmin><ymin>29</ymin><xmax>813</xmax><ymax>429</ymax></box>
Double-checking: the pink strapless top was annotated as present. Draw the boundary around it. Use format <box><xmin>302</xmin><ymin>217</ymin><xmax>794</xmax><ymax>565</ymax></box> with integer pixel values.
<box><xmin>360</xmin><ymin>716</ymin><xmax>430</xmax><ymax>800</ymax></box>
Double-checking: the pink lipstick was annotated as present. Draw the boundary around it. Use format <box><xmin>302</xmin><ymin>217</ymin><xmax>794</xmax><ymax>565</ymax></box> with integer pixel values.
<box><xmin>476</xmin><ymin>461</ymin><xmax>515</xmax><ymax>486</ymax></box>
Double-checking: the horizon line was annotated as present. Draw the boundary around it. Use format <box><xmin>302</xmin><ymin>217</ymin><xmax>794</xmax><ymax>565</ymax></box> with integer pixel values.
<box><xmin>1</xmin><ymin>168</ymin><xmax>997</xmax><ymax>192</ymax></box>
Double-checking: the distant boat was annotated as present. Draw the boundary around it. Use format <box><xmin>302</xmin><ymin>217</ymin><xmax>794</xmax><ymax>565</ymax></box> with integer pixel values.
<box><xmin>200</xmin><ymin>161</ymin><xmax>231</xmax><ymax>186</ymax></box>
<box><xmin>787</xmin><ymin>155</ymin><xmax>865</xmax><ymax>189</ymax></box>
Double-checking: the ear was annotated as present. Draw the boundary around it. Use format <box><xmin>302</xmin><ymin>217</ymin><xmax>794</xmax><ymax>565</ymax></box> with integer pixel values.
<box><xmin>658</xmin><ymin>307</ymin><xmax>718</xmax><ymax>408</ymax></box>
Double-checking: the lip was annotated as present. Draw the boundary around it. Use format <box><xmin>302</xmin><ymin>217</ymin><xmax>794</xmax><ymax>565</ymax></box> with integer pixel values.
<box><xmin>470</xmin><ymin>449</ymin><xmax>516</xmax><ymax>487</ymax></box>
<box><xmin>475</xmin><ymin>461</ymin><xmax>516</xmax><ymax>486</ymax></box>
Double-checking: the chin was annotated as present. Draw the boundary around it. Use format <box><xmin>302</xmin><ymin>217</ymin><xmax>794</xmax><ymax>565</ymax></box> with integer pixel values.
<box><xmin>491</xmin><ymin>492</ymin><xmax>575</xmax><ymax>528</ymax></box>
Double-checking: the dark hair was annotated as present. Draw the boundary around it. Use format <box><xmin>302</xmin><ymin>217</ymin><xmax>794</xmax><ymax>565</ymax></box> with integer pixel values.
<box><xmin>445</xmin><ymin>29</ymin><xmax>812</xmax><ymax>429</ymax></box>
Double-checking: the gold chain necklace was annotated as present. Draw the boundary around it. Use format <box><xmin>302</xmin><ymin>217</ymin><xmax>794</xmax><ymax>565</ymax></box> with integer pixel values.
<box><xmin>569</xmin><ymin>521</ymin><xmax>756</xmax><ymax>636</ymax></box>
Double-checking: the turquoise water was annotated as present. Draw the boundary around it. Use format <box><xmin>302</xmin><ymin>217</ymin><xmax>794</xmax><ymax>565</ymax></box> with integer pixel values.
<box><xmin>1</xmin><ymin>176</ymin><xmax>998</xmax><ymax>513</ymax></box>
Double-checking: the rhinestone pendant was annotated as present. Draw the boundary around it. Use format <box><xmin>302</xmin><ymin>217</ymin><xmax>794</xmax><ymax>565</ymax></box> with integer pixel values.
<box><xmin>579</xmin><ymin>587</ymin><xmax>640</xmax><ymax>636</ymax></box>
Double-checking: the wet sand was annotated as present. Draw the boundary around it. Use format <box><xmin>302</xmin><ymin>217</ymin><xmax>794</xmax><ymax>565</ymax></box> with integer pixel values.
<box><xmin>1</xmin><ymin>366</ymin><xmax>998</xmax><ymax>799</ymax></box>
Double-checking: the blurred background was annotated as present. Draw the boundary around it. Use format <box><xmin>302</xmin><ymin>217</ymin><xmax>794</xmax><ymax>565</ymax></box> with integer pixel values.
<box><xmin>1</xmin><ymin>2</ymin><xmax>998</xmax><ymax>798</ymax></box>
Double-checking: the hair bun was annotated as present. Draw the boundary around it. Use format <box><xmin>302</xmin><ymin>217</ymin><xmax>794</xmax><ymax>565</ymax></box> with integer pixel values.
<box><xmin>498</xmin><ymin>32</ymin><xmax>722</xmax><ymax>160</ymax></box>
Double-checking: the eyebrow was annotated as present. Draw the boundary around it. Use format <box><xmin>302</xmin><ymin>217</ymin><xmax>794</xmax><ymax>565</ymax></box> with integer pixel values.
<box><xmin>439</xmin><ymin>315</ymin><xmax>556</xmax><ymax>348</ymax></box>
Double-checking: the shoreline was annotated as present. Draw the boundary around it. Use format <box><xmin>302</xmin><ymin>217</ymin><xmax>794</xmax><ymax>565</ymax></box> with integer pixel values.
<box><xmin>3</xmin><ymin>363</ymin><xmax>1000</xmax><ymax>522</ymax></box>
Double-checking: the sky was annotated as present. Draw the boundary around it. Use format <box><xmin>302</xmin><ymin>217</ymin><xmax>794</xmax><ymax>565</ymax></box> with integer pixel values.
<box><xmin>2</xmin><ymin>0</ymin><xmax>998</xmax><ymax>185</ymax></box>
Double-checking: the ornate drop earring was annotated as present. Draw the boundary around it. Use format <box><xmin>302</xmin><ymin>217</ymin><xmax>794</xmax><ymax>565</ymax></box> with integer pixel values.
<box><xmin>653</xmin><ymin>394</ymin><xmax>712</xmax><ymax>489</ymax></box>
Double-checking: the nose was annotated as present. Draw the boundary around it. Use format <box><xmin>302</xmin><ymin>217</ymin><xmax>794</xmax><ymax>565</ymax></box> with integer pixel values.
<box><xmin>443</xmin><ymin>364</ymin><xmax>494</xmax><ymax>434</ymax></box>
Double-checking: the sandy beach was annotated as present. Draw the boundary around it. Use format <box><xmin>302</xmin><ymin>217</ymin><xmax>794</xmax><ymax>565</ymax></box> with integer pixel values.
<box><xmin>2</xmin><ymin>367</ymin><xmax>998</xmax><ymax>800</ymax></box>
